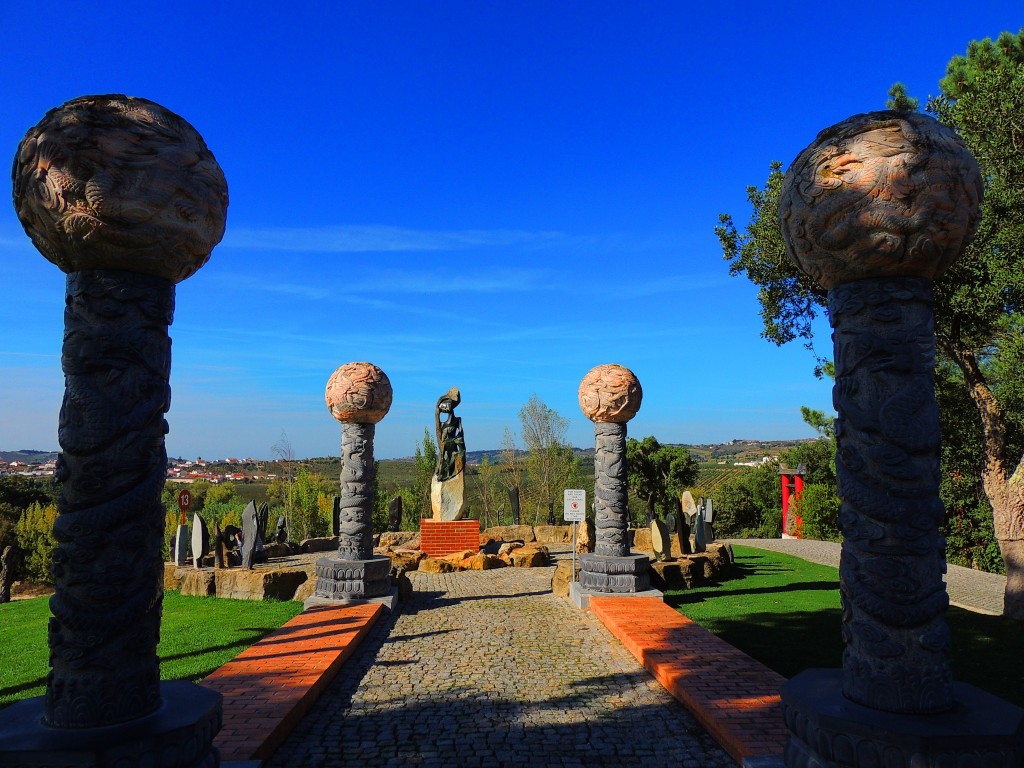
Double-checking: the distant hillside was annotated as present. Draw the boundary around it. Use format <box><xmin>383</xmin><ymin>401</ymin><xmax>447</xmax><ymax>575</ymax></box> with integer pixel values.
<box><xmin>0</xmin><ymin>450</ymin><xmax>59</xmax><ymax>464</ymax></box>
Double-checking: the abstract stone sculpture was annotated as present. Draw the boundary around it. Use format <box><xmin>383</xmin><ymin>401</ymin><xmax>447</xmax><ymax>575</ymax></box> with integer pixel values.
<box><xmin>241</xmin><ymin>500</ymin><xmax>259</xmax><ymax>570</ymax></box>
<box><xmin>1</xmin><ymin>94</ymin><xmax>226</xmax><ymax>766</ymax></box>
<box><xmin>778</xmin><ymin>111</ymin><xmax>1022</xmax><ymax>767</ymax></box>
<box><xmin>575</xmin><ymin>364</ymin><xmax>651</xmax><ymax>595</ymax></box>
<box><xmin>190</xmin><ymin>512</ymin><xmax>209</xmax><ymax>569</ymax></box>
<box><xmin>509</xmin><ymin>486</ymin><xmax>521</xmax><ymax>525</ymax></box>
<box><xmin>431</xmin><ymin>387</ymin><xmax>467</xmax><ymax>521</ymax></box>
<box><xmin>315</xmin><ymin>362</ymin><xmax>393</xmax><ymax>601</ymax></box>
<box><xmin>388</xmin><ymin>496</ymin><xmax>403</xmax><ymax>532</ymax></box>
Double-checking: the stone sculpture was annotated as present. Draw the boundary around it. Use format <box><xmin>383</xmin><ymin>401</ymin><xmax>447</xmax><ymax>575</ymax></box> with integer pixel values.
<box><xmin>693</xmin><ymin>500</ymin><xmax>707</xmax><ymax>554</ymax></box>
<box><xmin>675</xmin><ymin>499</ymin><xmax>692</xmax><ymax>555</ymax></box>
<box><xmin>214</xmin><ymin>523</ymin><xmax>225</xmax><ymax>569</ymax></box>
<box><xmin>650</xmin><ymin>518</ymin><xmax>671</xmax><ymax>562</ymax></box>
<box><xmin>1</xmin><ymin>94</ymin><xmax>226</xmax><ymax>766</ymax></box>
<box><xmin>778</xmin><ymin>111</ymin><xmax>1022</xmax><ymax>767</ymax></box>
<box><xmin>241</xmin><ymin>501</ymin><xmax>259</xmax><ymax>570</ymax></box>
<box><xmin>508</xmin><ymin>486</ymin><xmax>521</xmax><ymax>525</ymax></box>
<box><xmin>575</xmin><ymin>364</ymin><xmax>651</xmax><ymax>596</ymax></box>
<box><xmin>190</xmin><ymin>512</ymin><xmax>209</xmax><ymax>569</ymax></box>
<box><xmin>314</xmin><ymin>362</ymin><xmax>393</xmax><ymax>600</ymax></box>
<box><xmin>431</xmin><ymin>387</ymin><xmax>467</xmax><ymax>521</ymax></box>
<box><xmin>388</xmin><ymin>496</ymin><xmax>403</xmax><ymax>532</ymax></box>
<box><xmin>275</xmin><ymin>515</ymin><xmax>287</xmax><ymax>544</ymax></box>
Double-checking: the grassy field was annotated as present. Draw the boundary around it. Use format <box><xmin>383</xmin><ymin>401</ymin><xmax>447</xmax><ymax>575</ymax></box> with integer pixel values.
<box><xmin>0</xmin><ymin>593</ymin><xmax>302</xmax><ymax>707</ymax></box>
<box><xmin>666</xmin><ymin>545</ymin><xmax>1023</xmax><ymax>707</ymax></box>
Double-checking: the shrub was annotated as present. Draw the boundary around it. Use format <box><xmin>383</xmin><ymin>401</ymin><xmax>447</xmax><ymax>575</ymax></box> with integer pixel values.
<box><xmin>793</xmin><ymin>483</ymin><xmax>841</xmax><ymax>541</ymax></box>
<box><xmin>14</xmin><ymin>502</ymin><xmax>58</xmax><ymax>584</ymax></box>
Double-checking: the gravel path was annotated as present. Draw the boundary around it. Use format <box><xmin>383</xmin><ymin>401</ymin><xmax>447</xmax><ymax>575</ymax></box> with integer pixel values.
<box><xmin>266</xmin><ymin>564</ymin><xmax>732</xmax><ymax>768</ymax></box>
<box><xmin>728</xmin><ymin>538</ymin><xmax>1006</xmax><ymax>616</ymax></box>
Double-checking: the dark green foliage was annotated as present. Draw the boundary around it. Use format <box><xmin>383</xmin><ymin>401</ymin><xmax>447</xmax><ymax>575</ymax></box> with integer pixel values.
<box><xmin>718</xmin><ymin>29</ymin><xmax>1024</xmax><ymax>575</ymax></box>
<box><xmin>712</xmin><ymin>461</ymin><xmax>782</xmax><ymax>537</ymax></box>
<box><xmin>13</xmin><ymin>503</ymin><xmax>58</xmax><ymax>584</ymax></box>
<box><xmin>626</xmin><ymin>436</ymin><xmax>701</xmax><ymax>523</ymax></box>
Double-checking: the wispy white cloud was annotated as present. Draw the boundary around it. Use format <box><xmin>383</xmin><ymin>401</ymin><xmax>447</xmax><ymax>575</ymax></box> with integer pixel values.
<box><xmin>221</xmin><ymin>224</ymin><xmax>564</xmax><ymax>253</ymax></box>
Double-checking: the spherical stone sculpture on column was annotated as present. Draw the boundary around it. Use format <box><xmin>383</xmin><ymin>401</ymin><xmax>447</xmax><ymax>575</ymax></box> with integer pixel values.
<box><xmin>315</xmin><ymin>362</ymin><xmax>394</xmax><ymax>601</ymax></box>
<box><xmin>575</xmin><ymin>364</ymin><xmax>651</xmax><ymax>596</ymax></box>
<box><xmin>1</xmin><ymin>94</ymin><xmax>226</xmax><ymax>767</ymax></box>
<box><xmin>778</xmin><ymin>112</ymin><xmax>1023</xmax><ymax>768</ymax></box>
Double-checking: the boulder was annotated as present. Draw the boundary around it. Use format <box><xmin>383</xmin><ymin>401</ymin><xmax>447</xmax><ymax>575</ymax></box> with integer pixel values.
<box><xmin>292</xmin><ymin>577</ymin><xmax>317</xmax><ymax>603</ymax></box>
<box><xmin>463</xmin><ymin>553</ymin><xmax>506</xmax><ymax>571</ymax></box>
<box><xmin>215</xmin><ymin>568</ymin><xmax>308</xmax><ymax>601</ymax></box>
<box><xmin>262</xmin><ymin>542</ymin><xmax>292</xmax><ymax>559</ymax></box>
<box><xmin>299</xmin><ymin>536</ymin><xmax>339</xmax><ymax>553</ymax></box>
<box><xmin>649</xmin><ymin>559</ymin><xmax>698</xmax><ymax>590</ymax></box>
<box><xmin>379</xmin><ymin>531</ymin><xmax>419</xmax><ymax>549</ymax></box>
<box><xmin>509</xmin><ymin>544</ymin><xmax>549</xmax><ymax>568</ymax></box>
<box><xmin>419</xmin><ymin>557</ymin><xmax>455</xmax><ymax>574</ymax></box>
<box><xmin>481</xmin><ymin>525</ymin><xmax>536</xmax><ymax>543</ymax></box>
<box><xmin>179</xmin><ymin>569</ymin><xmax>216</xmax><ymax>597</ymax></box>
<box><xmin>575</xmin><ymin>518</ymin><xmax>595</xmax><ymax>553</ymax></box>
<box><xmin>497</xmin><ymin>541</ymin><xmax>525</xmax><ymax>556</ymax></box>
<box><xmin>534</xmin><ymin>525</ymin><xmax>571</xmax><ymax>544</ymax></box>
<box><xmin>389</xmin><ymin>548</ymin><xmax>426</xmax><ymax>571</ymax></box>
<box><xmin>551</xmin><ymin>558</ymin><xmax>581</xmax><ymax>596</ymax></box>
<box><xmin>631</xmin><ymin>527</ymin><xmax>653</xmax><ymax>552</ymax></box>
<box><xmin>443</xmin><ymin>549</ymin><xmax>478</xmax><ymax>567</ymax></box>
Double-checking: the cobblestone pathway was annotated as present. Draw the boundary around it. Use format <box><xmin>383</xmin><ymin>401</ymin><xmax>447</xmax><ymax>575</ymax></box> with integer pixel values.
<box><xmin>266</xmin><ymin>565</ymin><xmax>732</xmax><ymax>768</ymax></box>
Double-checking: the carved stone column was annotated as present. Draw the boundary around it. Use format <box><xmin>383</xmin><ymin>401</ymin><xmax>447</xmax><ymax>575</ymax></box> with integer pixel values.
<box><xmin>314</xmin><ymin>362</ymin><xmax>393</xmax><ymax>601</ymax></box>
<box><xmin>1</xmin><ymin>94</ymin><xmax>227</xmax><ymax>767</ymax></box>
<box><xmin>778</xmin><ymin>111</ymin><xmax>1023</xmax><ymax>766</ymax></box>
<box><xmin>573</xmin><ymin>364</ymin><xmax>651</xmax><ymax>598</ymax></box>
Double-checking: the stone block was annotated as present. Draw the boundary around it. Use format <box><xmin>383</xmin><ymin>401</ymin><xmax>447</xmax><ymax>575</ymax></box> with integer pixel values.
<box><xmin>648</xmin><ymin>560</ymin><xmax>696</xmax><ymax>590</ymax></box>
<box><xmin>292</xmin><ymin>577</ymin><xmax>317</xmax><ymax>602</ymax></box>
<box><xmin>163</xmin><ymin>563</ymin><xmax>188</xmax><ymax>591</ymax></box>
<box><xmin>481</xmin><ymin>525</ymin><xmax>536</xmax><ymax>543</ymax></box>
<box><xmin>215</xmin><ymin>568</ymin><xmax>308</xmax><ymax>601</ymax></box>
<box><xmin>179</xmin><ymin>569</ymin><xmax>216</xmax><ymax>597</ymax></box>
<box><xmin>534</xmin><ymin>525</ymin><xmax>571</xmax><ymax>543</ymax></box>
<box><xmin>509</xmin><ymin>545</ymin><xmax>549</xmax><ymax>568</ymax></box>
<box><xmin>378</xmin><ymin>531</ymin><xmax>419</xmax><ymax>549</ymax></box>
<box><xmin>299</xmin><ymin>536</ymin><xmax>338</xmax><ymax>553</ymax></box>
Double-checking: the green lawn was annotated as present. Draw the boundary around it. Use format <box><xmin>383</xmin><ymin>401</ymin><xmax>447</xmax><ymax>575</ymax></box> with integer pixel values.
<box><xmin>666</xmin><ymin>545</ymin><xmax>1023</xmax><ymax>708</ymax></box>
<box><xmin>0</xmin><ymin>593</ymin><xmax>302</xmax><ymax>707</ymax></box>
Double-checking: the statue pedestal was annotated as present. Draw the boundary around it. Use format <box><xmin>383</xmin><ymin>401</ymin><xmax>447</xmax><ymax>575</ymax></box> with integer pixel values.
<box><xmin>781</xmin><ymin>669</ymin><xmax>1024</xmax><ymax>767</ymax></box>
<box><xmin>578</xmin><ymin>552</ymin><xmax>651</xmax><ymax>592</ymax></box>
<box><xmin>0</xmin><ymin>681</ymin><xmax>221</xmax><ymax>768</ymax></box>
<box><xmin>419</xmin><ymin>519</ymin><xmax>480</xmax><ymax>557</ymax></box>
<box><xmin>314</xmin><ymin>554</ymin><xmax>391</xmax><ymax>600</ymax></box>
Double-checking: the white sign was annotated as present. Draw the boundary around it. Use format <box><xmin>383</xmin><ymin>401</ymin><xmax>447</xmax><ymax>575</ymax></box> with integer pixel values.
<box><xmin>563</xmin><ymin>489</ymin><xmax>586</xmax><ymax>521</ymax></box>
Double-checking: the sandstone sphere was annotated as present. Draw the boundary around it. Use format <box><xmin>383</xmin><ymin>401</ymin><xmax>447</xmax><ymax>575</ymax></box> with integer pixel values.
<box><xmin>12</xmin><ymin>94</ymin><xmax>228</xmax><ymax>283</ymax></box>
<box><xmin>578</xmin><ymin>364</ymin><xmax>642</xmax><ymax>423</ymax></box>
<box><xmin>779</xmin><ymin>111</ymin><xmax>982</xmax><ymax>289</ymax></box>
<box><xmin>326</xmin><ymin>362</ymin><xmax>393</xmax><ymax>424</ymax></box>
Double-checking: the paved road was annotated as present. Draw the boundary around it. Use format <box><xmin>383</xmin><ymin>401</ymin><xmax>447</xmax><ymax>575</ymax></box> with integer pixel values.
<box><xmin>266</xmin><ymin>564</ymin><xmax>732</xmax><ymax>768</ymax></box>
<box><xmin>728</xmin><ymin>538</ymin><xmax>1006</xmax><ymax>616</ymax></box>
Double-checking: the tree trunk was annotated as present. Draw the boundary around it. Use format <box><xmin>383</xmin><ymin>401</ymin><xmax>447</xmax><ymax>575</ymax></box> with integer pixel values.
<box><xmin>942</xmin><ymin>339</ymin><xmax>1024</xmax><ymax>619</ymax></box>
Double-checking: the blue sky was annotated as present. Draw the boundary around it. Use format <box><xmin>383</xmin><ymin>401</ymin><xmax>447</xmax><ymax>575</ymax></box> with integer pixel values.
<box><xmin>1</xmin><ymin>3</ymin><xmax>1020</xmax><ymax>460</ymax></box>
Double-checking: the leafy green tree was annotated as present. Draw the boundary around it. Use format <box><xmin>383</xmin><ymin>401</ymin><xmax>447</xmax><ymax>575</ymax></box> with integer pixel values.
<box><xmin>713</xmin><ymin>460</ymin><xmax>782</xmax><ymax>537</ymax></box>
<box><xmin>626</xmin><ymin>436</ymin><xmax>700</xmax><ymax>524</ymax></box>
<box><xmin>717</xmin><ymin>29</ymin><xmax>1024</xmax><ymax>617</ymax></box>
<box><xmin>519</xmin><ymin>394</ymin><xmax>580</xmax><ymax>523</ymax></box>
<box><xmin>472</xmin><ymin>455</ymin><xmax>501</xmax><ymax>528</ymax></box>
<box><xmin>15</xmin><ymin>502</ymin><xmax>58</xmax><ymax>584</ymax></box>
<box><xmin>290</xmin><ymin>468</ymin><xmax>332</xmax><ymax>541</ymax></box>
<box><xmin>205</xmin><ymin>482</ymin><xmax>237</xmax><ymax>506</ymax></box>
<box><xmin>412</xmin><ymin>428</ymin><xmax>438</xmax><ymax>518</ymax></box>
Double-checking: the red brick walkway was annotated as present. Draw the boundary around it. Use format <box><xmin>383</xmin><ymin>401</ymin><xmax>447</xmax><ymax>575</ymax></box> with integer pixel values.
<box><xmin>199</xmin><ymin>602</ymin><xmax>383</xmax><ymax>762</ymax></box>
<box><xmin>590</xmin><ymin>596</ymin><xmax>789</xmax><ymax>764</ymax></box>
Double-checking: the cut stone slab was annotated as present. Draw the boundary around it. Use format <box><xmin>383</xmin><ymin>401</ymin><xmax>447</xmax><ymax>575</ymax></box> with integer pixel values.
<box><xmin>215</xmin><ymin>568</ymin><xmax>308</xmax><ymax>601</ymax></box>
<box><xmin>569</xmin><ymin>581</ymin><xmax>663</xmax><ymax>610</ymax></box>
<box><xmin>179</xmin><ymin>569</ymin><xmax>216</xmax><ymax>597</ymax></box>
<box><xmin>481</xmin><ymin>525</ymin><xmax>536</xmax><ymax>543</ymax></box>
<box><xmin>534</xmin><ymin>525</ymin><xmax>571</xmax><ymax>543</ymax></box>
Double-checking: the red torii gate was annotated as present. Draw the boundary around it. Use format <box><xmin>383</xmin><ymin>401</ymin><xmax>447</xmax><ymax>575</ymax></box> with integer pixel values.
<box><xmin>780</xmin><ymin>463</ymin><xmax>806</xmax><ymax>539</ymax></box>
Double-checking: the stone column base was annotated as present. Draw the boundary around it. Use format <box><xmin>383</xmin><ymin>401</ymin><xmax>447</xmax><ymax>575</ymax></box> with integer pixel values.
<box><xmin>0</xmin><ymin>680</ymin><xmax>221</xmax><ymax>768</ymax></box>
<box><xmin>578</xmin><ymin>552</ymin><xmax>651</xmax><ymax>592</ymax></box>
<box><xmin>314</xmin><ymin>554</ymin><xmax>391</xmax><ymax>600</ymax></box>
<box><xmin>781</xmin><ymin>669</ymin><xmax>1024</xmax><ymax>768</ymax></box>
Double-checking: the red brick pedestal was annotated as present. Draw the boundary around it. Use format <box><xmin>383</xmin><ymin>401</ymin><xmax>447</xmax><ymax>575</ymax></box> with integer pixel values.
<box><xmin>420</xmin><ymin>519</ymin><xmax>480</xmax><ymax>557</ymax></box>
